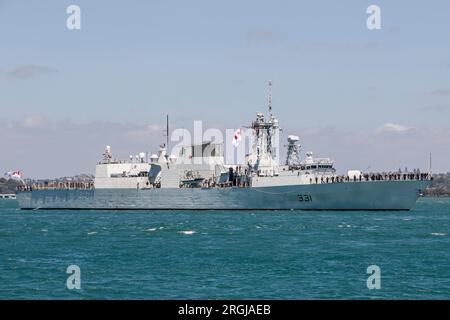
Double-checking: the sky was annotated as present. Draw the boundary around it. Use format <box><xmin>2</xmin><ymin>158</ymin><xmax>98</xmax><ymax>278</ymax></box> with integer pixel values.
<box><xmin>0</xmin><ymin>0</ymin><xmax>449</xmax><ymax>178</ymax></box>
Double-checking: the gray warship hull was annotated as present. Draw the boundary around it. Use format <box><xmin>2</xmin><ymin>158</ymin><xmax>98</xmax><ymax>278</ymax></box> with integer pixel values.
<box><xmin>17</xmin><ymin>180</ymin><xmax>430</xmax><ymax>211</ymax></box>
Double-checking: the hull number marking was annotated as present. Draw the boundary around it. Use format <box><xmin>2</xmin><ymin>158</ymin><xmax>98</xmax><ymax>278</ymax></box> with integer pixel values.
<box><xmin>298</xmin><ymin>194</ymin><xmax>312</xmax><ymax>202</ymax></box>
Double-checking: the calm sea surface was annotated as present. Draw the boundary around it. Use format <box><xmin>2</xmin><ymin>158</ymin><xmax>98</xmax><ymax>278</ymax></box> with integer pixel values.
<box><xmin>0</xmin><ymin>198</ymin><xmax>449</xmax><ymax>299</ymax></box>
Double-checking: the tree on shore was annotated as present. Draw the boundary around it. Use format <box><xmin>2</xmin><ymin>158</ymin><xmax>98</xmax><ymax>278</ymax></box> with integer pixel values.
<box><xmin>0</xmin><ymin>178</ymin><xmax>23</xmax><ymax>194</ymax></box>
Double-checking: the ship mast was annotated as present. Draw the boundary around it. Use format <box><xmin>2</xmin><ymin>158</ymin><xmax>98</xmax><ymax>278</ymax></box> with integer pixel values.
<box><xmin>248</xmin><ymin>81</ymin><xmax>280</xmax><ymax>172</ymax></box>
<box><xmin>166</xmin><ymin>114</ymin><xmax>169</xmax><ymax>150</ymax></box>
<box><xmin>268</xmin><ymin>80</ymin><xmax>272</xmax><ymax>117</ymax></box>
<box><xmin>429</xmin><ymin>152</ymin><xmax>432</xmax><ymax>177</ymax></box>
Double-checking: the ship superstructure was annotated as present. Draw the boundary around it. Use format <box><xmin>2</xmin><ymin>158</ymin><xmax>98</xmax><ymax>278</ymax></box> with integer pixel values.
<box><xmin>93</xmin><ymin>82</ymin><xmax>338</xmax><ymax>190</ymax></box>
<box><xmin>94</xmin><ymin>146</ymin><xmax>151</xmax><ymax>189</ymax></box>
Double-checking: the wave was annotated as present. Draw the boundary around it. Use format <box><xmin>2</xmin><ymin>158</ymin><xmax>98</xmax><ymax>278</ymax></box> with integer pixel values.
<box><xmin>178</xmin><ymin>230</ymin><xmax>196</xmax><ymax>235</ymax></box>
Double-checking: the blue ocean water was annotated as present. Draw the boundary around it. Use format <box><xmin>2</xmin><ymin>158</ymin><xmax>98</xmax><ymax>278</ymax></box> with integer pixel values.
<box><xmin>0</xmin><ymin>198</ymin><xmax>449</xmax><ymax>299</ymax></box>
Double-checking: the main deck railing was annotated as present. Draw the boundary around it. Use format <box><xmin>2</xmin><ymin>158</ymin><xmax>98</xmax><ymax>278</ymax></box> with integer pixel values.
<box><xmin>308</xmin><ymin>173</ymin><xmax>432</xmax><ymax>184</ymax></box>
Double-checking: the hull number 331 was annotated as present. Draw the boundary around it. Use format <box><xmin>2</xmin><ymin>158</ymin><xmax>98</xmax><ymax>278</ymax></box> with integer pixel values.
<box><xmin>298</xmin><ymin>194</ymin><xmax>313</xmax><ymax>202</ymax></box>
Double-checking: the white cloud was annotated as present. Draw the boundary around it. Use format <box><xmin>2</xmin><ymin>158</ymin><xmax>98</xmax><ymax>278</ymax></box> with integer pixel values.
<box><xmin>125</xmin><ymin>124</ymin><xmax>165</xmax><ymax>141</ymax></box>
<box><xmin>1</xmin><ymin>117</ymin><xmax>449</xmax><ymax>178</ymax></box>
<box><xmin>376</xmin><ymin>123</ymin><xmax>413</xmax><ymax>134</ymax></box>
<box><xmin>22</xmin><ymin>115</ymin><xmax>47</xmax><ymax>128</ymax></box>
<box><xmin>295</xmin><ymin>125</ymin><xmax>449</xmax><ymax>174</ymax></box>
<box><xmin>417</xmin><ymin>104</ymin><xmax>450</xmax><ymax>113</ymax></box>
<box><xmin>0</xmin><ymin>117</ymin><xmax>169</xmax><ymax>178</ymax></box>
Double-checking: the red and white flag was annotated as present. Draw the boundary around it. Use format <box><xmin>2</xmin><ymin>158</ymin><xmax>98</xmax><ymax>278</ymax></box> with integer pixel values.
<box><xmin>5</xmin><ymin>171</ymin><xmax>22</xmax><ymax>180</ymax></box>
<box><xmin>232</xmin><ymin>129</ymin><xmax>242</xmax><ymax>147</ymax></box>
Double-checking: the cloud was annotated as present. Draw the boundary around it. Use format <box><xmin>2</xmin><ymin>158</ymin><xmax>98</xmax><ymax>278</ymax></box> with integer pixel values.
<box><xmin>0</xmin><ymin>117</ymin><xmax>167</xmax><ymax>178</ymax></box>
<box><xmin>125</xmin><ymin>124</ymin><xmax>165</xmax><ymax>141</ymax></box>
<box><xmin>294</xmin><ymin>125</ymin><xmax>450</xmax><ymax>174</ymax></box>
<box><xmin>428</xmin><ymin>88</ymin><xmax>450</xmax><ymax>96</ymax></box>
<box><xmin>376</xmin><ymin>123</ymin><xmax>414</xmax><ymax>134</ymax></box>
<box><xmin>22</xmin><ymin>115</ymin><xmax>47</xmax><ymax>128</ymax></box>
<box><xmin>5</xmin><ymin>65</ymin><xmax>58</xmax><ymax>79</ymax></box>
<box><xmin>310</xmin><ymin>42</ymin><xmax>380</xmax><ymax>50</ymax></box>
<box><xmin>417</xmin><ymin>104</ymin><xmax>450</xmax><ymax>113</ymax></box>
<box><xmin>1</xmin><ymin>117</ymin><xmax>449</xmax><ymax>178</ymax></box>
<box><xmin>246</xmin><ymin>29</ymin><xmax>279</xmax><ymax>45</ymax></box>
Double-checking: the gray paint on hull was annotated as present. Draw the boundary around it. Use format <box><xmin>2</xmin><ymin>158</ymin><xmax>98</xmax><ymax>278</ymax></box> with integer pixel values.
<box><xmin>17</xmin><ymin>180</ymin><xmax>431</xmax><ymax>211</ymax></box>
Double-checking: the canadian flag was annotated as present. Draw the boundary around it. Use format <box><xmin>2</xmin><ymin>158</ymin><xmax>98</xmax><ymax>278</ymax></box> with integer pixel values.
<box><xmin>5</xmin><ymin>171</ymin><xmax>22</xmax><ymax>180</ymax></box>
<box><xmin>232</xmin><ymin>129</ymin><xmax>242</xmax><ymax>147</ymax></box>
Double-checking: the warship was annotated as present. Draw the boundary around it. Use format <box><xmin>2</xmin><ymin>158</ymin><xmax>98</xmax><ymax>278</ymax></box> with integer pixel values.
<box><xmin>17</xmin><ymin>82</ymin><xmax>431</xmax><ymax>211</ymax></box>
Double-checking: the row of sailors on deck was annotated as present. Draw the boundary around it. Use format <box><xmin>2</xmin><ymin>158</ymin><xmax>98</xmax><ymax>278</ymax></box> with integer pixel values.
<box><xmin>309</xmin><ymin>173</ymin><xmax>431</xmax><ymax>184</ymax></box>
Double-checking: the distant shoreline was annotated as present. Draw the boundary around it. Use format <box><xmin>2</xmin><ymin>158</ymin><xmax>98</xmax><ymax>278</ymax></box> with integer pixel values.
<box><xmin>422</xmin><ymin>195</ymin><xmax>450</xmax><ymax>198</ymax></box>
